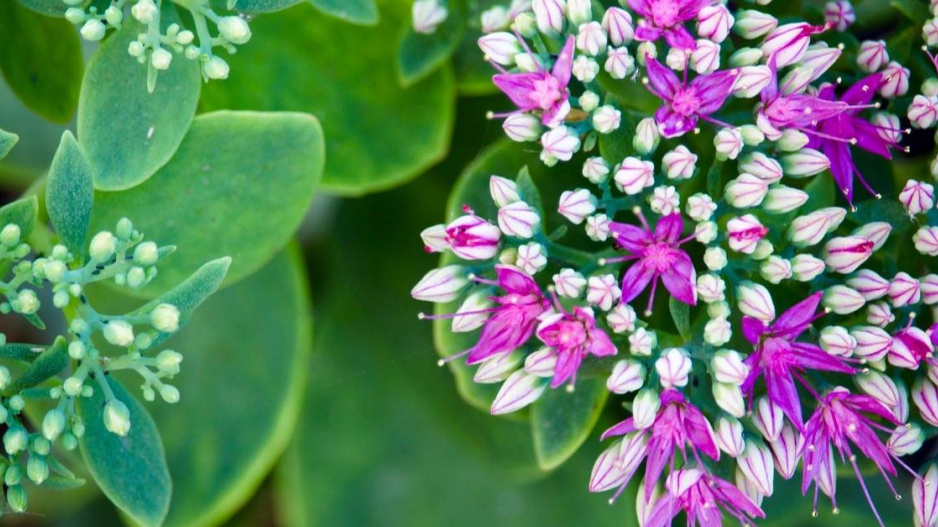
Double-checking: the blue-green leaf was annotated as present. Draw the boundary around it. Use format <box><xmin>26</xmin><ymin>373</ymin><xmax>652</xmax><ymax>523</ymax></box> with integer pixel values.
<box><xmin>0</xmin><ymin>195</ymin><xmax>38</xmax><ymax>238</ymax></box>
<box><xmin>77</xmin><ymin>14</ymin><xmax>201</xmax><ymax>190</ymax></box>
<box><xmin>310</xmin><ymin>0</ymin><xmax>379</xmax><ymax>24</ymax></box>
<box><xmin>397</xmin><ymin>0</ymin><xmax>465</xmax><ymax>86</ymax></box>
<box><xmin>0</xmin><ymin>128</ymin><xmax>18</xmax><ymax>161</ymax></box>
<box><xmin>46</xmin><ymin>132</ymin><xmax>94</xmax><ymax>256</ymax></box>
<box><xmin>7</xmin><ymin>336</ymin><xmax>68</xmax><ymax>394</ymax></box>
<box><xmin>76</xmin><ymin>377</ymin><xmax>172</xmax><ymax>527</ymax></box>
<box><xmin>530</xmin><ymin>377</ymin><xmax>608</xmax><ymax>470</ymax></box>
<box><xmin>669</xmin><ymin>296</ymin><xmax>690</xmax><ymax>340</ymax></box>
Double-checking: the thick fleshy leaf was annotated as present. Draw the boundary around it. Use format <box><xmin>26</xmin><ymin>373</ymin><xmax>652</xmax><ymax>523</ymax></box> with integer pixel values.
<box><xmin>76</xmin><ymin>377</ymin><xmax>172</xmax><ymax>527</ymax></box>
<box><xmin>6</xmin><ymin>336</ymin><xmax>68</xmax><ymax>394</ymax></box>
<box><xmin>0</xmin><ymin>195</ymin><xmax>37</xmax><ymax>238</ymax></box>
<box><xmin>89</xmin><ymin>111</ymin><xmax>323</xmax><ymax>298</ymax></box>
<box><xmin>77</xmin><ymin>14</ymin><xmax>201</xmax><ymax>190</ymax></box>
<box><xmin>397</xmin><ymin>0</ymin><xmax>465</xmax><ymax>86</ymax></box>
<box><xmin>669</xmin><ymin>296</ymin><xmax>691</xmax><ymax>339</ymax></box>
<box><xmin>531</xmin><ymin>377</ymin><xmax>608</xmax><ymax>470</ymax></box>
<box><xmin>200</xmin><ymin>0</ymin><xmax>455</xmax><ymax>196</ymax></box>
<box><xmin>0</xmin><ymin>1</ymin><xmax>82</xmax><ymax>123</ymax></box>
<box><xmin>310</xmin><ymin>0</ymin><xmax>379</xmax><ymax>24</ymax></box>
<box><xmin>0</xmin><ymin>128</ymin><xmax>18</xmax><ymax>161</ymax></box>
<box><xmin>46</xmin><ymin>132</ymin><xmax>94</xmax><ymax>256</ymax></box>
<box><xmin>16</xmin><ymin>0</ymin><xmax>67</xmax><ymax>15</ymax></box>
<box><xmin>223</xmin><ymin>0</ymin><xmax>303</xmax><ymax>13</ymax></box>
<box><xmin>86</xmin><ymin>248</ymin><xmax>311</xmax><ymax>527</ymax></box>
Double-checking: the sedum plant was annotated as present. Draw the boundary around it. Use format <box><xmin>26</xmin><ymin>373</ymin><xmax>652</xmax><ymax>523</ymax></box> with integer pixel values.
<box><xmin>412</xmin><ymin>0</ymin><xmax>938</xmax><ymax>525</ymax></box>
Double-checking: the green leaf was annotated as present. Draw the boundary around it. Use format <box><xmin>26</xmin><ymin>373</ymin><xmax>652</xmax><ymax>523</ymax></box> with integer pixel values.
<box><xmin>668</xmin><ymin>296</ymin><xmax>690</xmax><ymax>339</ymax></box>
<box><xmin>227</xmin><ymin>0</ymin><xmax>303</xmax><ymax>13</ymax></box>
<box><xmin>200</xmin><ymin>0</ymin><xmax>455</xmax><ymax>196</ymax></box>
<box><xmin>16</xmin><ymin>0</ymin><xmax>67</xmax><ymax>16</ymax></box>
<box><xmin>310</xmin><ymin>0</ymin><xmax>379</xmax><ymax>24</ymax></box>
<box><xmin>0</xmin><ymin>128</ymin><xmax>18</xmax><ymax>161</ymax></box>
<box><xmin>129</xmin><ymin>257</ymin><xmax>231</xmax><ymax>348</ymax></box>
<box><xmin>598</xmin><ymin>72</ymin><xmax>661</xmax><ymax>114</ymax></box>
<box><xmin>77</xmin><ymin>15</ymin><xmax>201</xmax><ymax>191</ymax></box>
<box><xmin>0</xmin><ymin>343</ymin><xmax>43</xmax><ymax>362</ymax></box>
<box><xmin>0</xmin><ymin>195</ymin><xmax>38</xmax><ymax>238</ymax></box>
<box><xmin>0</xmin><ymin>1</ymin><xmax>83</xmax><ymax>123</ymax></box>
<box><xmin>516</xmin><ymin>166</ymin><xmax>543</xmax><ymax>216</ymax></box>
<box><xmin>90</xmin><ymin>110</ymin><xmax>324</xmax><ymax>297</ymax></box>
<box><xmin>530</xmin><ymin>378</ymin><xmax>608</xmax><ymax>471</ymax></box>
<box><xmin>76</xmin><ymin>377</ymin><xmax>172</xmax><ymax>527</ymax></box>
<box><xmin>891</xmin><ymin>0</ymin><xmax>930</xmax><ymax>22</ymax></box>
<box><xmin>95</xmin><ymin>248</ymin><xmax>310</xmax><ymax>527</ymax></box>
<box><xmin>801</xmin><ymin>173</ymin><xmax>835</xmax><ymax>212</ymax></box>
<box><xmin>7</xmin><ymin>336</ymin><xmax>68</xmax><ymax>393</ymax></box>
<box><xmin>46</xmin><ymin>132</ymin><xmax>94</xmax><ymax>256</ymax></box>
<box><xmin>397</xmin><ymin>0</ymin><xmax>465</xmax><ymax>86</ymax></box>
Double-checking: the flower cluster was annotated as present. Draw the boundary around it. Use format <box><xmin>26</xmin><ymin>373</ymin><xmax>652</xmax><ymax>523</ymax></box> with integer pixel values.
<box><xmin>63</xmin><ymin>0</ymin><xmax>252</xmax><ymax>90</ymax></box>
<box><xmin>412</xmin><ymin>0</ymin><xmax>938</xmax><ymax>525</ymax></box>
<box><xmin>1</xmin><ymin>216</ymin><xmax>211</xmax><ymax>511</ymax></box>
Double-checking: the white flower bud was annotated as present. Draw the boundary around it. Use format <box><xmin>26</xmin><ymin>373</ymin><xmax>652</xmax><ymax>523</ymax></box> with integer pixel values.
<box><xmin>150</xmin><ymin>303</ymin><xmax>180</xmax><ymax>333</ymax></box>
<box><xmin>411</xmin><ymin>265</ymin><xmax>468</xmax><ymax>302</ymax></box>
<box><xmin>820</xmin><ymin>326</ymin><xmax>856</xmax><ymax>357</ymax></box>
<box><xmin>42</xmin><ymin>409</ymin><xmax>66</xmax><ymax>441</ymax></box>
<box><xmin>629</xmin><ymin>327</ymin><xmax>656</xmax><ymax>356</ymax></box>
<box><xmin>857</xmin><ymin>40</ymin><xmax>888</xmax><ymax>72</ymax></box>
<box><xmin>80</xmin><ymin>19</ymin><xmax>107</xmax><ymax>41</ymax></box>
<box><xmin>103</xmin><ymin>320</ymin><xmax>135</xmax><ymax>347</ymax></box>
<box><xmin>782</xmin><ymin>149</ymin><xmax>830</xmax><ymax>177</ymax></box>
<box><xmin>586</xmin><ymin>274</ymin><xmax>620</xmax><ymax>311</ymax></box>
<box><xmin>889</xmin><ymin>272</ymin><xmax>921</xmax><ymax>307</ymax></box>
<box><xmin>913</xmin><ymin>379</ymin><xmax>938</xmax><ymax>427</ymax></box>
<box><xmin>633</xmin><ymin>388</ymin><xmax>660</xmax><ymax>429</ymax></box>
<box><xmin>713</xmin><ymin>382</ymin><xmax>746</xmax><ymax>417</ymax></box>
<box><xmin>582</xmin><ymin>156</ymin><xmax>608</xmax><ymax>183</ymax></box>
<box><xmin>716</xmin><ymin>417</ymin><xmax>745</xmax><ymax>457</ymax></box>
<box><xmin>585</xmin><ymin>213</ymin><xmax>611</xmax><ymax>242</ymax></box>
<box><xmin>736</xmin><ymin>282</ymin><xmax>775</xmax><ymax>322</ymax></box>
<box><xmin>909</xmin><ymin>96</ymin><xmax>938</xmax><ymax>129</ymax></box>
<box><xmin>823</xmin><ymin>236</ymin><xmax>874</xmax><ymax>274</ymax></box>
<box><xmin>846</xmin><ymin>269</ymin><xmax>889</xmax><ymax>301</ymax></box>
<box><xmin>489</xmin><ymin>176</ymin><xmax>520</xmax><ymax>208</ymax></box>
<box><xmin>540</xmin><ymin>126</ymin><xmax>580</xmax><ymax>163</ymax></box>
<box><xmin>503</xmin><ymin>113</ymin><xmax>543</xmax><ymax>142</ymax></box>
<box><xmin>788</xmin><ymin>212</ymin><xmax>830</xmax><ymax>247</ymax></box>
<box><xmin>474</xmin><ymin>352</ymin><xmax>522</xmax><ymax>384</ymax></box>
<box><xmin>696</xmin><ymin>273</ymin><xmax>726</xmax><ymax>303</ymax></box>
<box><xmin>851</xmin><ymin>326</ymin><xmax>892</xmax><ymax>362</ymax></box>
<box><xmin>413</xmin><ymin>0</ymin><xmax>449</xmax><ymax>34</ymax></box>
<box><xmin>491</xmin><ymin>370</ymin><xmax>547</xmax><ymax>415</ymax></box>
<box><xmin>655</xmin><ymin>348</ymin><xmax>691</xmax><ymax>389</ymax></box>
<box><xmin>558</xmin><ymin>189</ymin><xmax>596</xmax><ymax>224</ymax></box>
<box><xmin>218</xmin><ymin>16</ymin><xmax>251</xmax><ymax>45</ymax></box>
<box><xmin>697</xmin><ymin>4</ymin><xmax>734</xmax><ymax>42</ymax></box>
<box><xmin>602</xmin><ymin>7</ymin><xmax>633</xmax><ymax>46</ymax></box>
<box><xmin>203</xmin><ymin>56</ymin><xmax>230</xmax><ymax>80</ymax></box>
<box><xmin>705</xmin><ymin>318</ymin><xmax>732</xmax><ymax>346</ymax></box>
<box><xmin>704</xmin><ymin>247</ymin><xmax>727</xmax><ymax>271</ymax></box>
<box><xmin>592</xmin><ymin>105</ymin><xmax>621</xmax><ymax>134</ymax></box>
<box><xmin>516</xmin><ymin>242</ymin><xmax>547</xmax><ymax>274</ymax></box>
<box><xmin>89</xmin><ymin>231</ymin><xmax>117</xmax><ymax>262</ymax></box>
<box><xmin>776</xmin><ymin>129</ymin><xmax>810</xmax><ymax>152</ymax></box>
<box><xmin>760</xmin><ymin>256</ymin><xmax>792</xmax><ymax>284</ymax></box>
<box><xmin>899</xmin><ymin>179</ymin><xmax>936</xmax><ymax>214</ymax></box>
<box><xmin>452</xmin><ymin>291</ymin><xmax>493</xmax><ymax>333</ymax></box>
<box><xmin>576</xmin><ymin>21</ymin><xmax>606</xmax><ymax>56</ymax></box>
<box><xmin>632</xmin><ymin>118</ymin><xmax>660</xmax><ymax>155</ymax></box>
<box><xmin>661</xmin><ymin>146</ymin><xmax>696</xmax><ymax>181</ymax></box>
<box><xmin>753</xmin><ymin>397</ymin><xmax>784</xmax><ymax>441</ymax></box>
<box><xmin>615</xmin><ymin>157</ymin><xmax>655</xmax><ymax>195</ymax></box>
<box><xmin>479</xmin><ymin>32</ymin><xmax>522</xmax><ymax>66</ymax></box>
<box><xmin>553</xmin><ymin>268</ymin><xmax>586</xmax><ymax>298</ymax></box>
<box><xmin>725</xmin><ymin>174</ymin><xmax>769</xmax><ymax>208</ymax></box>
<box><xmin>734</xmin><ymin>10</ymin><xmax>777</xmax><ymax>39</ymax></box>
<box><xmin>572</xmin><ymin>56</ymin><xmax>599</xmax><ymax>82</ymax></box>
<box><xmin>823</xmin><ymin>285</ymin><xmax>865</xmax><ymax>315</ymax></box>
<box><xmin>921</xmin><ymin>274</ymin><xmax>938</xmax><ymax>305</ymax></box>
<box><xmin>103</xmin><ymin>399</ymin><xmax>132</xmax><ymax>436</ymax></box>
<box><xmin>131</xmin><ymin>0</ymin><xmax>157</xmax><ymax>23</ymax></box>
<box><xmin>498</xmin><ymin>201</ymin><xmax>540</xmax><ymax>239</ymax></box>
<box><xmin>740</xmin><ymin>125</ymin><xmax>765</xmax><ymax>146</ymax></box>
<box><xmin>867</xmin><ymin>302</ymin><xmax>894</xmax><ymax>327</ymax></box>
<box><xmin>649</xmin><ymin>185</ymin><xmax>679</xmax><ymax>216</ymax></box>
<box><xmin>763</xmin><ymin>186</ymin><xmax>807</xmax><ymax>214</ymax></box>
<box><xmin>606</xmin><ymin>303</ymin><xmax>636</xmax><ymax>333</ymax></box>
<box><xmin>738</xmin><ymin>441</ymin><xmax>775</xmax><ymax>497</ymax></box>
<box><xmin>915</xmin><ymin>226</ymin><xmax>938</xmax><ymax>256</ymax></box>
<box><xmin>605</xmin><ymin>47</ymin><xmax>635</xmax><ymax>79</ymax></box>
<box><xmin>714</xmin><ymin>128</ymin><xmax>743</xmax><ymax>160</ymax></box>
<box><xmin>769</xmin><ymin>425</ymin><xmax>803</xmax><ymax>479</ymax></box>
<box><xmin>729</xmin><ymin>48</ymin><xmax>764</xmax><ymax>67</ymax></box>
<box><xmin>888</xmin><ymin>424</ymin><xmax>924</xmax><ymax>457</ymax></box>
<box><xmin>607</xmin><ymin>359</ymin><xmax>645</xmax><ymax>394</ymax></box>
<box><xmin>712</xmin><ymin>350</ymin><xmax>749</xmax><ymax>385</ymax></box>
<box><xmin>691</xmin><ymin>39</ymin><xmax>721</xmax><ymax>74</ymax></box>
<box><xmin>880</xmin><ymin>62</ymin><xmax>910</xmax><ymax>98</ymax></box>
<box><xmin>856</xmin><ymin>370</ymin><xmax>900</xmax><ymax>409</ymax></box>
<box><xmin>695</xmin><ymin>220</ymin><xmax>718</xmax><ymax>244</ymax></box>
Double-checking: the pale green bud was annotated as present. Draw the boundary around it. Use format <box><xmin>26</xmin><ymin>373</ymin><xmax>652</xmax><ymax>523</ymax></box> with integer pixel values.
<box><xmin>156</xmin><ymin>350</ymin><xmax>183</xmax><ymax>372</ymax></box>
<box><xmin>0</xmin><ymin>224</ymin><xmax>20</xmax><ymax>247</ymax></box>
<box><xmin>65</xmin><ymin>7</ymin><xmax>85</xmax><ymax>23</ymax></box>
<box><xmin>27</xmin><ymin>456</ymin><xmax>48</xmax><ymax>485</ymax></box>
<box><xmin>80</xmin><ymin>19</ymin><xmax>106</xmax><ymax>41</ymax></box>
<box><xmin>53</xmin><ymin>291</ymin><xmax>70</xmax><ymax>309</ymax></box>
<box><xmin>43</xmin><ymin>260</ymin><xmax>66</xmax><ymax>283</ymax></box>
<box><xmin>88</xmin><ymin>231</ymin><xmax>117</xmax><ymax>262</ymax></box>
<box><xmin>160</xmin><ymin>385</ymin><xmax>180</xmax><ymax>404</ymax></box>
<box><xmin>103</xmin><ymin>400</ymin><xmax>131</xmax><ymax>436</ymax></box>
<box><xmin>105</xmin><ymin>5</ymin><xmax>122</xmax><ymax>25</ymax></box>
<box><xmin>42</xmin><ymin>409</ymin><xmax>66</xmax><ymax>441</ymax></box>
<box><xmin>203</xmin><ymin>56</ymin><xmax>230</xmax><ymax>80</ymax></box>
<box><xmin>6</xmin><ymin>484</ymin><xmax>27</xmax><ymax>513</ymax></box>
<box><xmin>11</xmin><ymin>290</ymin><xmax>39</xmax><ymax>315</ymax></box>
<box><xmin>133</xmin><ymin>241</ymin><xmax>159</xmax><ymax>265</ymax></box>
<box><xmin>0</xmin><ymin>367</ymin><xmax>11</xmax><ymax>390</ymax></box>
<box><xmin>126</xmin><ymin>266</ymin><xmax>147</xmax><ymax>288</ymax></box>
<box><xmin>103</xmin><ymin>320</ymin><xmax>135</xmax><ymax>347</ymax></box>
<box><xmin>61</xmin><ymin>432</ymin><xmax>78</xmax><ymax>451</ymax></box>
<box><xmin>3</xmin><ymin>428</ymin><xmax>27</xmax><ymax>456</ymax></box>
<box><xmin>63</xmin><ymin>377</ymin><xmax>83</xmax><ymax>397</ymax></box>
<box><xmin>4</xmin><ymin>464</ymin><xmax>21</xmax><ymax>486</ymax></box>
<box><xmin>217</xmin><ymin>16</ymin><xmax>252</xmax><ymax>44</ymax></box>
<box><xmin>9</xmin><ymin>396</ymin><xmax>24</xmax><ymax>412</ymax></box>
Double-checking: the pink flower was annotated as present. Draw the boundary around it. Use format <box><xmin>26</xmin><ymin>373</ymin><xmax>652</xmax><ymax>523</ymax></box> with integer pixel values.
<box><xmin>601</xmin><ymin>389</ymin><xmax>721</xmax><ymax>500</ymax></box>
<box><xmin>629</xmin><ymin>0</ymin><xmax>708</xmax><ymax>50</ymax></box>
<box><xmin>492</xmin><ymin>36</ymin><xmax>574</xmax><ymax>127</ymax></box>
<box><xmin>802</xmin><ymin>387</ymin><xmax>902</xmax><ymax>525</ymax></box>
<box><xmin>742</xmin><ymin>293</ymin><xmax>856</xmax><ymax>428</ymax></box>
<box><xmin>536</xmin><ymin>306</ymin><xmax>616</xmax><ymax>388</ymax></box>
<box><xmin>433</xmin><ymin>265</ymin><xmax>550</xmax><ymax>365</ymax></box>
<box><xmin>608</xmin><ymin>211</ymin><xmax>698</xmax><ymax>314</ymax></box>
<box><xmin>643</xmin><ymin>58</ymin><xmax>737</xmax><ymax>137</ymax></box>
<box><xmin>761</xmin><ymin>22</ymin><xmax>829</xmax><ymax>67</ymax></box>
<box><xmin>645</xmin><ymin>469</ymin><xmax>764</xmax><ymax>527</ymax></box>
<box><xmin>442</xmin><ymin>208</ymin><xmax>502</xmax><ymax>260</ymax></box>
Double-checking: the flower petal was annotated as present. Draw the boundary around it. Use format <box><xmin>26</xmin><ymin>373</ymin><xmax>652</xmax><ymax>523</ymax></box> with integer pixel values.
<box><xmin>620</xmin><ymin>261</ymin><xmax>656</xmax><ymax>304</ymax></box>
<box><xmin>660</xmin><ymin>251</ymin><xmax>697</xmax><ymax>305</ymax></box>
<box><xmin>645</xmin><ymin>58</ymin><xmax>681</xmax><ymax>100</ymax></box>
<box><xmin>551</xmin><ymin>36</ymin><xmax>575</xmax><ymax>87</ymax></box>
<box><xmin>610</xmin><ymin>221</ymin><xmax>653</xmax><ymax>253</ymax></box>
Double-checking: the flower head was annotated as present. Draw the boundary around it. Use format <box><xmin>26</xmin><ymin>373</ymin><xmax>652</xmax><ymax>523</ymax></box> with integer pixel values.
<box><xmin>644</xmin><ymin>58</ymin><xmax>738</xmax><ymax>137</ymax></box>
<box><xmin>492</xmin><ymin>36</ymin><xmax>575</xmax><ymax>127</ymax></box>
<box><xmin>536</xmin><ymin>305</ymin><xmax>616</xmax><ymax>388</ymax></box>
<box><xmin>630</xmin><ymin>0</ymin><xmax>708</xmax><ymax>50</ymax></box>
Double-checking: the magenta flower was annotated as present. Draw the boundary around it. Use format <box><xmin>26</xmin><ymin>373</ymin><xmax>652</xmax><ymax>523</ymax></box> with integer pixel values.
<box><xmin>630</xmin><ymin>0</ymin><xmax>708</xmax><ymax>50</ymax></box>
<box><xmin>491</xmin><ymin>36</ymin><xmax>574</xmax><ymax>127</ymax></box>
<box><xmin>643</xmin><ymin>58</ymin><xmax>738</xmax><ymax>138</ymax></box>
<box><xmin>431</xmin><ymin>265</ymin><xmax>550</xmax><ymax>365</ymax></box>
<box><xmin>807</xmin><ymin>74</ymin><xmax>902</xmax><ymax>204</ymax></box>
<box><xmin>758</xmin><ymin>56</ymin><xmax>851</xmax><ymax>137</ymax></box>
<box><xmin>608</xmin><ymin>211</ymin><xmax>697</xmax><ymax>315</ymax></box>
<box><xmin>536</xmin><ymin>306</ymin><xmax>616</xmax><ymax>388</ymax></box>
<box><xmin>645</xmin><ymin>469</ymin><xmax>764</xmax><ymax>527</ymax></box>
<box><xmin>601</xmin><ymin>389</ymin><xmax>720</xmax><ymax>500</ymax></box>
<box><xmin>802</xmin><ymin>387</ymin><xmax>905</xmax><ymax>526</ymax></box>
<box><xmin>741</xmin><ymin>292</ymin><xmax>856</xmax><ymax>428</ymax></box>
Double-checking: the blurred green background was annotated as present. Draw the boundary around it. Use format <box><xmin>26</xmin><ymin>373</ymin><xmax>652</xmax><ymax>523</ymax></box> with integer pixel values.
<box><xmin>0</xmin><ymin>0</ymin><xmax>924</xmax><ymax>525</ymax></box>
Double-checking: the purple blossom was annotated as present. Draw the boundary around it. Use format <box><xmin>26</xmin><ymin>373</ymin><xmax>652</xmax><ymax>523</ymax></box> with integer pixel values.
<box><xmin>802</xmin><ymin>387</ymin><xmax>904</xmax><ymax>526</ymax></box>
<box><xmin>741</xmin><ymin>292</ymin><xmax>856</xmax><ymax>428</ymax></box>
<box><xmin>643</xmin><ymin>58</ymin><xmax>738</xmax><ymax>138</ymax></box>
<box><xmin>491</xmin><ymin>36</ymin><xmax>574</xmax><ymax>127</ymax></box>
<box><xmin>608</xmin><ymin>211</ymin><xmax>697</xmax><ymax>314</ymax></box>
<box><xmin>758</xmin><ymin>57</ymin><xmax>851</xmax><ymax>138</ymax></box>
<box><xmin>536</xmin><ymin>306</ymin><xmax>616</xmax><ymax>388</ymax></box>
<box><xmin>601</xmin><ymin>389</ymin><xmax>720</xmax><ymax>501</ymax></box>
<box><xmin>807</xmin><ymin>74</ymin><xmax>902</xmax><ymax>204</ymax></box>
<box><xmin>645</xmin><ymin>469</ymin><xmax>764</xmax><ymax>527</ymax></box>
<box><xmin>630</xmin><ymin>0</ymin><xmax>708</xmax><ymax>50</ymax></box>
<box><xmin>432</xmin><ymin>265</ymin><xmax>550</xmax><ymax>365</ymax></box>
